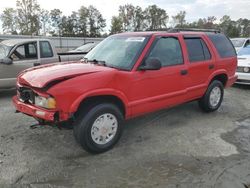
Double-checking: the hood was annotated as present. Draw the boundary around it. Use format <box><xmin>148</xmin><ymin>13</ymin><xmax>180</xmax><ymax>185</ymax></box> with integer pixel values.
<box><xmin>237</xmin><ymin>55</ymin><xmax>250</xmax><ymax>67</ymax></box>
<box><xmin>18</xmin><ymin>62</ymin><xmax>113</xmax><ymax>88</ymax></box>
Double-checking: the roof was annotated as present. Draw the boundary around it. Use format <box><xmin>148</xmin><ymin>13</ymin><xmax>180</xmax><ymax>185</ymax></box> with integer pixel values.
<box><xmin>1</xmin><ymin>38</ymin><xmax>50</xmax><ymax>47</ymax></box>
<box><xmin>114</xmin><ymin>30</ymin><xmax>219</xmax><ymax>37</ymax></box>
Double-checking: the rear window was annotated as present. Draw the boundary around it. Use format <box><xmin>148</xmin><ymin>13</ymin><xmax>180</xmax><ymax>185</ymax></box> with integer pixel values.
<box><xmin>184</xmin><ymin>38</ymin><xmax>211</xmax><ymax>62</ymax></box>
<box><xmin>207</xmin><ymin>34</ymin><xmax>236</xmax><ymax>58</ymax></box>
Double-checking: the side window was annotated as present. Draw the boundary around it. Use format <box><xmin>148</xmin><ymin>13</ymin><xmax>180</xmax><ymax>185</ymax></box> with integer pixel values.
<box><xmin>244</xmin><ymin>39</ymin><xmax>250</xmax><ymax>47</ymax></box>
<box><xmin>201</xmin><ymin>40</ymin><xmax>211</xmax><ymax>60</ymax></box>
<box><xmin>40</xmin><ymin>41</ymin><xmax>53</xmax><ymax>58</ymax></box>
<box><xmin>148</xmin><ymin>37</ymin><xmax>183</xmax><ymax>67</ymax></box>
<box><xmin>28</xmin><ymin>43</ymin><xmax>37</xmax><ymax>55</ymax></box>
<box><xmin>207</xmin><ymin>33</ymin><xmax>236</xmax><ymax>58</ymax></box>
<box><xmin>184</xmin><ymin>38</ymin><xmax>211</xmax><ymax>62</ymax></box>
<box><xmin>11</xmin><ymin>42</ymin><xmax>37</xmax><ymax>61</ymax></box>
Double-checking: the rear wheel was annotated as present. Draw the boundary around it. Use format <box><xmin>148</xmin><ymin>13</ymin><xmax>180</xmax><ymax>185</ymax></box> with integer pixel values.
<box><xmin>73</xmin><ymin>103</ymin><xmax>123</xmax><ymax>154</ymax></box>
<box><xmin>198</xmin><ymin>80</ymin><xmax>224</xmax><ymax>112</ymax></box>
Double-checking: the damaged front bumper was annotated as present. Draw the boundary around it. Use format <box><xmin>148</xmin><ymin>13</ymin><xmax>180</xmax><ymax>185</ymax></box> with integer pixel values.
<box><xmin>13</xmin><ymin>96</ymin><xmax>57</xmax><ymax>122</ymax></box>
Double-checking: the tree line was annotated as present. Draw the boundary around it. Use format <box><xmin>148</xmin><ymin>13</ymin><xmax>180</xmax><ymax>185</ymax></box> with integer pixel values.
<box><xmin>1</xmin><ymin>0</ymin><xmax>250</xmax><ymax>38</ymax></box>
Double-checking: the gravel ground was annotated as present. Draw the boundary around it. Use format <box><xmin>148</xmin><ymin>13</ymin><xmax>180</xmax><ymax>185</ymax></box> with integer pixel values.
<box><xmin>0</xmin><ymin>85</ymin><xmax>250</xmax><ymax>188</ymax></box>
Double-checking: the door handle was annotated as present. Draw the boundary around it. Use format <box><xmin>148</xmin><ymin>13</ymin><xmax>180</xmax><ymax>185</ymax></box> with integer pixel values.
<box><xmin>180</xmin><ymin>69</ymin><xmax>188</xmax><ymax>75</ymax></box>
<box><xmin>33</xmin><ymin>62</ymin><xmax>41</xmax><ymax>66</ymax></box>
<box><xmin>208</xmin><ymin>64</ymin><xmax>215</xmax><ymax>70</ymax></box>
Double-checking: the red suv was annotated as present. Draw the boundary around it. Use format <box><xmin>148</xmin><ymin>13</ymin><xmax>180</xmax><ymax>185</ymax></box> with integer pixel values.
<box><xmin>13</xmin><ymin>29</ymin><xmax>237</xmax><ymax>153</ymax></box>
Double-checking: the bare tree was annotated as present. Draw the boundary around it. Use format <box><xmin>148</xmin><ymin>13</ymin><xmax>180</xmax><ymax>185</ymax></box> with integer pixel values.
<box><xmin>172</xmin><ymin>11</ymin><xmax>186</xmax><ymax>28</ymax></box>
<box><xmin>40</xmin><ymin>9</ymin><xmax>50</xmax><ymax>36</ymax></box>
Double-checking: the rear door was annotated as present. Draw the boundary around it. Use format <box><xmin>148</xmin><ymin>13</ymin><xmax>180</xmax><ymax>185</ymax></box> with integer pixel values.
<box><xmin>0</xmin><ymin>41</ymin><xmax>38</xmax><ymax>88</ymax></box>
<box><xmin>183</xmin><ymin>35</ymin><xmax>215</xmax><ymax>100</ymax></box>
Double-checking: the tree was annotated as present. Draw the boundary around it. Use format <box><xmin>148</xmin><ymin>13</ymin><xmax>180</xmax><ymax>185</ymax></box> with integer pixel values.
<box><xmin>16</xmin><ymin>0</ymin><xmax>41</xmax><ymax>35</ymax></box>
<box><xmin>220</xmin><ymin>15</ymin><xmax>232</xmax><ymax>33</ymax></box>
<box><xmin>185</xmin><ymin>16</ymin><xmax>217</xmax><ymax>30</ymax></box>
<box><xmin>40</xmin><ymin>9</ymin><xmax>50</xmax><ymax>36</ymax></box>
<box><xmin>77</xmin><ymin>6</ymin><xmax>89</xmax><ymax>37</ymax></box>
<box><xmin>60</xmin><ymin>12</ymin><xmax>78</xmax><ymax>37</ymax></box>
<box><xmin>237</xmin><ymin>18</ymin><xmax>250</xmax><ymax>37</ymax></box>
<box><xmin>172</xmin><ymin>11</ymin><xmax>186</xmax><ymax>28</ymax></box>
<box><xmin>110</xmin><ymin>16</ymin><xmax>123</xmax><ymax>34</ymax></box>
<box><xmin>1</xmin><ymin>8</ymin><xmax>18</xmax><ymax>34</ymax></box>
<box><xmin>204</xmin><ymin>16</ymin><xmax>217</xmax><ymax>29</ymax></box>
<box><xmin>132</xmin><ymin>6</ymin><xmax>144</xmax><ymax>31</ymax></box>
<box><xmin>143</xmin><ymin>5</ymin><xmax>168</xmax><ymax>30</ymax></box>
<box><xmin>87</xmin><ymin>5</ymin><xmax>106</xmax><ymax>37</ymax></box>
<box><xmin>50</xmin><ymin>9</ymin><xmax>62</xmax><ymax>36</ymax></box>
<box><xmin>118</xmin><ymin>4</ymin><xmax>144</xmax><ymax>32</ymax></box>
<box><xmin>220</xmin><ymin>15</ymin><xmax>240</xmax><ymax>37</ymax></box>
<box><xmin>118</xmin><ymin>4</ymin><xmax>134</xmax><ymax>31</ymax></box>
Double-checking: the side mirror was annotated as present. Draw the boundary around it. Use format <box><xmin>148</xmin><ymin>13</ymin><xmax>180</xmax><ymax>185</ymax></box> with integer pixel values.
<box><xmin>139</xmin><ymin>58</ymin><xmax>162</xmax><ymax>71</ymax></box>
<box><xmin>0</xmin><ymin>57</ymin><xmax>13</xmax><ymax>65</ymax></box>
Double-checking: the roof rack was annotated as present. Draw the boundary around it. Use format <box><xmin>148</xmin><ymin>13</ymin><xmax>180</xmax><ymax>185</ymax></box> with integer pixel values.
<box><xmin>168</xmin><ymin>28</ymin><xmax>221</xmax><ymax>33</ymax></box>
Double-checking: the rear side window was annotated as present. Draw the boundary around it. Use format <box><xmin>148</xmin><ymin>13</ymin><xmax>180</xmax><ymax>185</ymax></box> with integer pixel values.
<box><xmin>40</xmin><ymin>41</ymin><xmax>53</xmax><ymax>58</ymax></box>
<box><xmin>184</xmin><ymin>38</ymin><xmax>211</xmax><ymax>62</ymax></box>
<box><xmin>207</xmin><ymin>34</ymin><xmax>236</xmax><ymax>58</ymax></box>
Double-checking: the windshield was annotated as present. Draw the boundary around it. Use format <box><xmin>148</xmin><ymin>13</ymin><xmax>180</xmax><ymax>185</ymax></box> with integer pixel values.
<box><xmin>85</xmin><ymin>36</ymin><xmax>149</xmax><ymax>70</ymax></box>
<box><xmin>231</xmin><ymin>39</ymin><xmax>245</xmax><ymax>48</ymax></box>
<box><xmin>238</xmin><ymin>46</ymin><xmax>250</xmax><ymax>56</ymax></box>
<box><xmin>0</xmin><ymin>44</ymin><xmax>11</xmax><ymax>59</ymax></box>
<box><xmin>74</xmin><ymin>43</ymin><xmax>96</xmax><ymax>52</ymax></box>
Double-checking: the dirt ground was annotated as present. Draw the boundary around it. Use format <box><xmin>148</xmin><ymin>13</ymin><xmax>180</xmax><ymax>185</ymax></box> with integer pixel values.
<box><xmin>0</xmin><ymin>85</ymin><xmax>250</xmax><ymax>188</ymax></box>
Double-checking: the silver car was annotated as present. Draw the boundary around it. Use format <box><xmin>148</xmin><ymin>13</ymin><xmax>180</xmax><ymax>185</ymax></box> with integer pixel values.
<box><xmin>231</xmin><ymin>38</ymin><xmax>250</xmax><ymax>52</ymax></box>
<box><xmin>0</xmin><ymin>39</ymin><xmax>59</xmax><ymax>89</ymax></box>
<box><xmin>0</xmin><ymin>39</ymin><xmax>89</xmax><ymax>89</ymax></box>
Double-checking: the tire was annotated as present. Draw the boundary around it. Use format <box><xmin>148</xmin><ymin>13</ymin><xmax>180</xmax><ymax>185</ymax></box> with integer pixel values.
<box><xmin>73</xmin><ymin>103</ymin><xmax>123</xmax><ymax>154</ymax></box>
<box><xmin>198</xmin><ymin>80</ymin><xmax>224</xmax><ymax>112</ymax></box>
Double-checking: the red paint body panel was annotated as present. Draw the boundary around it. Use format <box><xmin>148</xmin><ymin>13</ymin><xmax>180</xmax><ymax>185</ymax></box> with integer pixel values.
<box><xmin>18</xmin><ymin>62</ymin><xmax>112</xmax><ymax>88</ymax></box>
<box><xmin>13</xmin><ymin>32</ymin><xmax>238</xmax><ymax>122</ymax></box>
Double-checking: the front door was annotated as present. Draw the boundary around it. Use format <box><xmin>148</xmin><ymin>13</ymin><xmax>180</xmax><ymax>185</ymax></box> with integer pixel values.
<box><xmin>129</xmin><ymin>36</ymin><xmax>188</xmax><ymax>116</ymax></box>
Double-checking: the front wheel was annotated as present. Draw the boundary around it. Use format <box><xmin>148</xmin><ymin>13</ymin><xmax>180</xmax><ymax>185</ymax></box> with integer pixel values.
<box><xmin>198</xmin><ymin>80</ymin><xmax>224</xmax><ymax>112</ymax></box>
<box><xmin>73</xmin><ymin>103</ymin><xmax>123</xmax><ymax>154</ymax></box>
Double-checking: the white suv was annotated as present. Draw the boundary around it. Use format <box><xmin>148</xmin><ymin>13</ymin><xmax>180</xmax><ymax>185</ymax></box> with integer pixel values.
<box><xmin>236</xmin><ymin>45</ymin><xmax>250</xmax><ymax>85</ymax></box>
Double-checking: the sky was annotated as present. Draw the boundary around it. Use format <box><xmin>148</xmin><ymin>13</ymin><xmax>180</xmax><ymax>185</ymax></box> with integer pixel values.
<box><xmin>0</xmin><ymin>0</ymin><xmax>250</xmax><ymax>33</ymax></box>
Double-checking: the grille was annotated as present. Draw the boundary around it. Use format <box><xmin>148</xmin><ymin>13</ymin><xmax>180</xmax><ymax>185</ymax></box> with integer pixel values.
<box><xmin>237</xmin><ymin>67</ymin><xmax>244</xmax><ymax>73</ymax></box>
<box><xmin>237</xmin><ymin>66</ymin><xmax>250</xmax><ymax>73</ymax></box>
<box><xmin>17</xmin><ymin>86</ymin><xmax>35</xmax><ymax>104</ymax></box>
<box><xmin>237</xmin><ymin>79</ymin><xmax>250</xmax><ymax>84</ymax></box>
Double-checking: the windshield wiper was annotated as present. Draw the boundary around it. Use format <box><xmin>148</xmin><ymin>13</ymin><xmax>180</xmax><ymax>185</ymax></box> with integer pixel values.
<box><xmin>87</xmin><ymin>59</ymin><xmax>106</xmax><ymax>66</ymax></box>
<box><xmin>84</xmin><ymin>58</ymin><xmax>121</xmax><ymax>70</ymax></box>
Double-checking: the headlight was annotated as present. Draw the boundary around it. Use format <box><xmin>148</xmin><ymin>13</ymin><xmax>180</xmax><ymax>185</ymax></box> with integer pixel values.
<box><xmin>35</xmin><ymin>96</ymin><xmax>56</xmax><ymax>109</ymax></box>
<box><xmin>243</xmin><ymin>67</ymin><xmax>250</xmax><ymax>73</ymax></box>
